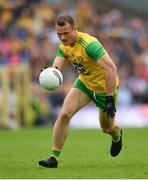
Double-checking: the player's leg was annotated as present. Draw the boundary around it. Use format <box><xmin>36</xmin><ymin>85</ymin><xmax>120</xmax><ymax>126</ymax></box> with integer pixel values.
<box><xmin>99</xmin><ymin>110</ymin><xmax>120</xmax><ymax>141</ymax></box>
<box><xmin>52</xmin><ymin>87</ymin><xmax>91</xmax><ymax>150</ymax></box>
<box><xmin>39</xmin><ymin>87</ymin><xmax>91</xmax><ymax>168</ymax></box>
<box><xmin>99</xmin><ymin>110</ymin><xmax>122</xmax><ymax>156</ymax></box>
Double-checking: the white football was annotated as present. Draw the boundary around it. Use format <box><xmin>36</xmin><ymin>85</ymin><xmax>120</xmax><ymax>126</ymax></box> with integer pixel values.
<box><xmin>39</xmin><ymin>67</ymin><xmax>63</xmax><ymax>91</ymax></box>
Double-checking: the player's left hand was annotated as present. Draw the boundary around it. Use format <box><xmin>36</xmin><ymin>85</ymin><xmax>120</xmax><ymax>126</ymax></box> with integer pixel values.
<box><xmin>103</xmin><ymin>96</ymin><xmax>116</xmax><ymax>119</ymax></box>
<box><xmin>40</xmin><ymin>67</ymin><xmax>48</xmax><ymax>72</ymax></box>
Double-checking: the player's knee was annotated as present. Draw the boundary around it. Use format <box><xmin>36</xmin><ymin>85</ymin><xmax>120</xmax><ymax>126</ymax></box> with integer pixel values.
<box><xmin>59</xmin><ymin>108</ymin><xmax>74</xmax><ymax>122</ymax></box>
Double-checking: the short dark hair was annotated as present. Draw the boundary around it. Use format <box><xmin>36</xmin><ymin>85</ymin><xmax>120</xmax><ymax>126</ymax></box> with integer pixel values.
<box><xmin>55</xmin><ymin>14</ymin><xmax>75</xmax><ymax>27</ymax></box>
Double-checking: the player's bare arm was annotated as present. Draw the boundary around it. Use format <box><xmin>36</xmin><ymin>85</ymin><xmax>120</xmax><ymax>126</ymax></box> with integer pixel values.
<box><xmin>52</xmin><ymin>56</ymin><xmax>67</xmax><ymax>72</ymax></box>
<box><xmin>97</xmin><ymin>54</ymin><xmax>116</xmax><ymax>96</ymax></box>
<box><xmin>97</xmin><ymin>54</ymin><xmax>117</xmax><ymax>118</ymax></box>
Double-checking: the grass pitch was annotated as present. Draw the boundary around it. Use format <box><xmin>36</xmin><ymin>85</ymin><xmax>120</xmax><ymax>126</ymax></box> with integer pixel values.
<box><xmin>0</xmin><ymin>126</ymin><xmax>148</xmax><ymax>179</ymax></box>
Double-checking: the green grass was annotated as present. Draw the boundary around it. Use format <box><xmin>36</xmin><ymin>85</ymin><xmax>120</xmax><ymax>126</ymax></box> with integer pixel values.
<box><xmin>0</xmin><ymin>127</ymin><xmax>148</xmax><ymax>179</ymax></box>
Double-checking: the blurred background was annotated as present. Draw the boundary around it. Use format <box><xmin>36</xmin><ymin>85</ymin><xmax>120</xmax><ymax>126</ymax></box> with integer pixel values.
<box><xmin>0</xmin><ymin>0</ymin><xmax>148</xmax><ymax>129</ymax></box>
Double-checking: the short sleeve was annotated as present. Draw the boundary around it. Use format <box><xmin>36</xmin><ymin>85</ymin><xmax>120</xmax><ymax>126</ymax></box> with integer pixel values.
<box><xmin>86</xmin><ymin>41</ymin><xmax>106</xmax><ymax>62</ymax></box>
<box><xmin>57</xmin><ymin>46</ymin><xmax>66</xmax><ymax>58</ymax></box>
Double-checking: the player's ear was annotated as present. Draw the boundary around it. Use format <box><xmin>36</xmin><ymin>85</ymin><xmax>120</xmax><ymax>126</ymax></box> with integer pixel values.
<box><xmin>73</xmin><ymin>26</ymin><xmax>77</xmax><ymax>32</ymax></box>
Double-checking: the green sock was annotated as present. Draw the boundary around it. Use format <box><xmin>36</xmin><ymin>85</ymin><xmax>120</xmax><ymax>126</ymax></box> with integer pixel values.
<box><xmin>51</xmin><ymin>149</ymin><xmax>61</xmax><ymax>160</ymax></box>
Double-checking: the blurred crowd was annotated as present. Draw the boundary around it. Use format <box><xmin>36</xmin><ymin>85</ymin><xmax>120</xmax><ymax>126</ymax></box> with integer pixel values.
<box><xmin>0</xmin><ymin>0</ymin><xmax>148</xmax><ymax>126</ymax></box>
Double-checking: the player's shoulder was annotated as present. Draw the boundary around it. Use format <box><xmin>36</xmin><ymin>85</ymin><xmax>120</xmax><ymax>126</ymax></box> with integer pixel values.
<box><xmin>59</xmin><ymin>42</ymin><xmax>64</xmax><ymax>49</ymax></box>
<box><xmin>58</xmin><ymin>43</ymin><xmax>67</xmax><ymax>54</ymax></box>
<box><xmin>77</xmin><ymin>31</ymin><xmax>98</xmax><ymax>44</ymax></box>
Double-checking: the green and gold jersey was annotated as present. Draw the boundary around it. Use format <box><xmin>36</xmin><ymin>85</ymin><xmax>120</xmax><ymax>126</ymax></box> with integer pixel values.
<box><xmin>57</xmin><ymin>31</ymin><xmax>118</xmax><ymax>93</ymax></box>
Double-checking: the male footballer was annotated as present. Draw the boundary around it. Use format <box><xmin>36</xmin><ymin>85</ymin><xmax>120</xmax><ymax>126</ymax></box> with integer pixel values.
<box><xmin>39</xmin><ymin>14</ymin><xmax>122</xmax><ymax>168</ymax></box>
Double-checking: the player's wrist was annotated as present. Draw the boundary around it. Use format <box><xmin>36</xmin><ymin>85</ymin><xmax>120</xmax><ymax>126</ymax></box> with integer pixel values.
<box><xmin>106</xmin><ymin>96</ymin><xmax>114</xmax><ymax>103</ymax></box>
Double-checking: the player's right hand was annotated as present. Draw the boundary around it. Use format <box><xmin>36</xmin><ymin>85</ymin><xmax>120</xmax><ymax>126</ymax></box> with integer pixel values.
<box><xmin>103</xmin><ymin>96</ymin><xmax>116</xmax><ymax>119</ymax></box>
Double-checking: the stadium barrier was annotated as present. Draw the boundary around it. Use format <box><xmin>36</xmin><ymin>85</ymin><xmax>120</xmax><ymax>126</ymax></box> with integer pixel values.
<box><xmin>70</xmin><ymin>104</ymin><xmax>148</xmax><ymax>128</ymax></box>
<box><xmin>0</xmin><ymin>65</ymin><xmax>32</xmax><ymax>128</ymax></box>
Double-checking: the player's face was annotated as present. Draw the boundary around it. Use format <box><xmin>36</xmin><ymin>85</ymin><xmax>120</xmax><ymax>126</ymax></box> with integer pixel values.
<box><xmin>56</xmin><ymin>23</ymin><xmax>77</xmax><ymax>46</ymax></box>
